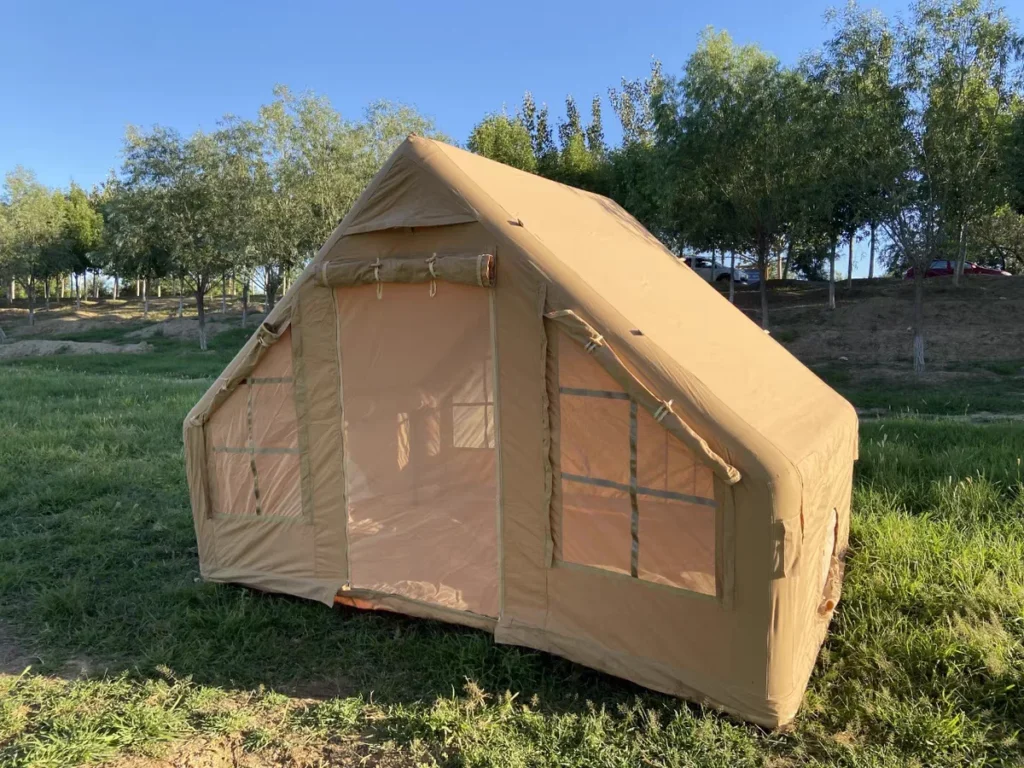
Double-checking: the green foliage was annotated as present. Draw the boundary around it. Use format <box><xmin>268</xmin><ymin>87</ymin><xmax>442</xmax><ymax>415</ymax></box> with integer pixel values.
<box><xmin>972</xmin><ymin>204</ymin><xmax>1024</xmax><ymax>270</ymax></box>
<box><xmin>467</xmin><ymin>113</ymin><xmax>537</xmax><ymax>172</ymax></box>
<box><xmin>61</xmin><ymin>183</ymin><xmax>102</xmax><ymax>275</ymax></box>
<box><xmin>0</xmin><ymin>168</ymin><xmax>66</xmax><ymax>307</ymax></box>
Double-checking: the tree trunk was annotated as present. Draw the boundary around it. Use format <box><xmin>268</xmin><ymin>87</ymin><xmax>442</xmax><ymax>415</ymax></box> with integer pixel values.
<box><xmin>776</xmin><ymin>247</ymin><xmax>783</xmax><ymax>280</ymax></box>
<box><xmin>783</xmin><ymin>234</ymin><xmax>793</xmax><ymax>280</ymax></box>
<box><xmin>728</xmin><ymin>251</ymin><xmax>736</xmax><ymax>304</ymax></box>
<box><xmin>241</xmin><ymin>281</ymin><xmax>250</xmax><ymax>328</ymax></box>
<box><xmin>912</xmin><ymin>266</ymin><xmax>925</xmax><ymax>375</ymax></box>
<box><xmin>757</xmin><ymin>246</ymin><xmax>769</xmax><ymax>330</ymax></box>
<box><xmin>828</xmin><ymin>236</ymin><xmax>837</xmax><ymax>310</ymax></box>
<box><xmin>868</xmin><ymin>221</ymin><xmax>877</xmax><ymax>279</ymax></box>
<box><xmin>954</xmin><ymin>224</ymin><xmax>962</xmax><ymax>286</ymax></box>
<box><xmin>846</xmin><ymin>234</ymin><xmax>854</xmax><ymax>290</ymax></box>
<box><xmin>135</xmin><ymin>277</ymin><xmax>140</xmax><ymax>298</ymax></box>
<box><xmin>27</xmin><ymin>280</ymin><xmax>35</xmax><ymax>326</ymax></box>
<box><xmin>953</xmin><ymin>223</ymin><xmax>967</xmax><ymax>287</ymax></box>
<box><xmin>142</xmin><ymin>278</ymin><xmax>149</xmax><ymax>319</ymax></box>
<box><xmin>7</xmin><ymin>278</ymin><xmax>13</xmax><ymax>305</ymax></box>
<box><xmin>74</xmin><ymin>273</ymin><xmax>81</xmax><ymax>309</ymax></box>
<box><xmin>196</xmin><ymin>283</ymin><xmax>208</xmax><ymax>351</ymax></box>
<box><xmin>221</xmin><ymin>273</ymin><xmax>227</xmax><ymax>314</ymax></box>
<box><xmin>178</xmin><ymin>278</ymin><xmax>185</xmax><ymax>318</ymax></box>
<box><xmin>266</xmin><ymin>268</ymin><xmax>280</xmax><ymax>314</ymax></box>
<box><xmin>711</xmin><ymin>249</ymin><xmax>717</xmax><ymax>284</ymax></box>
<box><xmin>59</xmin><ymin>275</ymin><xmax>65</xmax><ymax>301</ymax></box>
<box><xmin>94</xmin><ymin>270</ymin><xmax>101</xmax><ymax>299</ymax></box>
<box><xmin>43</xmin><ymin>279</ymin><xmax>50</xmax><ymax>311</ymax></box>
<box><xmin>156</xmin><ymin>279</ymin><xmax>162</xmax><ymax>298</ymax></box>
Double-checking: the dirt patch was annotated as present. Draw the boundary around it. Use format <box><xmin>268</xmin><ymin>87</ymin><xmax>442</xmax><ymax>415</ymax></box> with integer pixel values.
<box><xmin>0</xmin><ymin>621</ymin><xmax>36</xmax><ymax>675</ymax></box>
<box><xmin>813</xmin><ymin>362</ymin><xmax>1010</xmax><ymax>385</ymax></box>
<box><xmin>0</xmin><ymin>340</ymin><xmax>153</xmax><ymax>360</ymax></box>
<box><xmin>730</xmin><ymin>275</ymin><xmax>1024</xmax><ymax>366</ymax></box>
<box><xmin>126</xmin><ymin>315</ymin><xmax>265</xmax><ymax>341</ymax></box>
<box><xmin>283</xmin><ymin>675</ymin><xmax>354</xmax><ymax>701</ymax></box>
<box><xmin>0</xmin><ymin>306</ymin><xmax>160</xmax><ymax>338</ymax></box>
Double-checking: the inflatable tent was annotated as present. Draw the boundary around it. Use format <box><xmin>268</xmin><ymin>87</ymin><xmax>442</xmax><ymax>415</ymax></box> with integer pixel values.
<box><xmin>184</xmin><ymin>136</ymin><xmax>857</xmax><ymax>727</ymax></box>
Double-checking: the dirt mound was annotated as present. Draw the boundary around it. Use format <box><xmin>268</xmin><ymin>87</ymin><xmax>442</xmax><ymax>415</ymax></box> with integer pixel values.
<box><xmin>730</xmin><ymin>275</ymin><xmax>1024</xmax><ymax>365</ymax></box>
<box><xmin>3</xmin><ymin>311</ymin><xmax>142</xmax><ymax>338</ymax></box>
<box><xmin>126</xmin><ymin>315</ymin><xmax>264</xmax><ymax>341</ymax></box>
<box><xmin>0</xmin><ymin>340</ymin><xmax>153</xmax><ymax>360</ymax></box>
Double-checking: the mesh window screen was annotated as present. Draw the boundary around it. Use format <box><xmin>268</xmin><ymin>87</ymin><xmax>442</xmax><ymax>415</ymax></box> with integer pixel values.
<box><xmin>205</xmin><ymin>329</ymin><xmax>302</xmax><ymax>518</ymax></box>
<box><xmin>336</xmin><ymin>283</ymin><xmax>499</xmax><ymax>617</ymax></box>
<box><xmin>556</xmin><ymin>329</ymin><xmax>717</xmax><ymax>596</ymax></box>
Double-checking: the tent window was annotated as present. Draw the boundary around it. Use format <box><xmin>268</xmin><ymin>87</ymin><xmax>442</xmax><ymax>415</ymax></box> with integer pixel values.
<box><xmin>452</xmin><ymin>358</ymin><xmax>495</xmax><ymax>449</ymax></box>
<box><xmin>205</xmin><ymin>329</ymin><xmax>302</xmax><ymax>519</ymax></box>
<box><xmin>555</xmin><ymin>329</ymin><xmax>717</xmax><ymax>596</ymax></box>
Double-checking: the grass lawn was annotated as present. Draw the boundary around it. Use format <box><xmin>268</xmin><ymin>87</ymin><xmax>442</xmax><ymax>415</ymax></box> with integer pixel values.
<box><xmin>0</xmin><ymin>335</ymin><xmax>1022</xmax><ymax>767</ymax></box>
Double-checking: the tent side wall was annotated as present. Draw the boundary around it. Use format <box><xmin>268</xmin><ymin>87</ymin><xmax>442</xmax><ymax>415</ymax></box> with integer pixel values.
<box><xmin>766</xmin><ymin>410</ymin><xmax>858</xmax><ymax>722</ymax></box>
<box><xmin>184</xmin><ymin>271</ymin><xmax>348</xmax><ymax>605</ymax></box>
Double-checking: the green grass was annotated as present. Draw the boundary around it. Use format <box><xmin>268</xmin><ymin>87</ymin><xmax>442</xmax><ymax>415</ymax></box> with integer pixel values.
<box><xmin>0</xmin><ymin>338</ymin><xmax>1022</xmax><ymax>766</ymax></box>
<box><xmin>816</xmin><ymin>363</ymin><xmax>1024</xmax><ymax>416</ymax></box>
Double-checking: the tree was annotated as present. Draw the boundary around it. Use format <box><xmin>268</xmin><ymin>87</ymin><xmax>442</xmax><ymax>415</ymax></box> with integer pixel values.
<box><xmin>908</xmin><ymin>0</ymin><xmax>1022</xmax><ymax>285</ymax></box>
<box><xmin>586</xmin><ymin>95</ymin><xmax>606</xmax><ymax>156</ymax></box>
<box><xmin>120</xmin><ymin>126</ymin><xmax>233</xmax><ymax>350</ymax></box>
<box><xmin>0</xmin><ymin>195</ymin><xmax>12</xmax><ymax>306</ymax></box>
<box><xmin>98</xmin><ymin>180</ymin><xmax>172</xmax><ymax>318</ymax></box>
<box><xmin>359</xmin><ymin>99</ymin><xmax>450</xmax><ymax>176</ymax></box>
<box><xmin>63</xmin><ymin>182</ymin><xmax>103</xmax><ymax>308</ymax></box>
<box><xmin>659</xmin><ymin>30</ymin><xmax>807</xmax><ymax>328</ymax></box>
<box><xmin>250</xmin><ymin>89</ymin><xmax>447</xmax><ymax>312</ymax></box>
<box><xmin>609</xmin><ymin>61</ymin><xmax>664</xmax><ymax>145</ymax></box>
<box><xmin>882</xmin><ymin>183</ymin><xmax>945</xmax><ymax>373</ymax></box>
<box><xmin>799</xmin><ymin>4</ymin><xmax>912</xmax><ymax>308</ymax></box>
<box><xmin>532</xmin><ymin>101</ymin><xmax>558</xmax><ymax>176</ymax></box>
<box><xmin>467</xmin><ymin>112</ymin><xmax>537</xmax><ymax>171</ymax></box>
<box><xmin>1</xmin><ymin>168</ymin><xmax>64</xmax><ymax>325</ymax></box>
<box><xmin>972</xmin><ymin>204</ymin><xmax>1024</xmax><ymax>271</ymax></box>
<box><xmin>604</xmin><ymin>62</ymin><xmax>671</xmax><ymax>244</ymax></box>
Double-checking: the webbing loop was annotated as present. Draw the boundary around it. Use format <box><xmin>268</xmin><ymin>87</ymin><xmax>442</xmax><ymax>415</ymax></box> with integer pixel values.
<box><xmin>427</xmin><ymin>254</ymin><xmax>437</xmax><ymax>297</ymax></box>
<box><xmin>654</xmin><ymin>399</ymin><xmax>674</xmax><ymax>422</ymax></box>
<box><xmin>372</xmin><ymin>258</ymin><xmax>383</xmax><ymax>299</ymax></box>
<box><xmin>584</xmin><ymin>335</ymin><xmax>603</xmax><ymax>353</ymax></box>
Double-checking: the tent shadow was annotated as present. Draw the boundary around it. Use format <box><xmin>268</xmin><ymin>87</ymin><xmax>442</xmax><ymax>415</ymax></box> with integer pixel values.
<box><xmin>179</xmin><ymin>588</ymin><xmax>694</xmax><ymax>722</ymax></box>
<box><xmin>3</xmin><ymin>578</ymin><xmax>702</xmax><ymax>726</ymax></box>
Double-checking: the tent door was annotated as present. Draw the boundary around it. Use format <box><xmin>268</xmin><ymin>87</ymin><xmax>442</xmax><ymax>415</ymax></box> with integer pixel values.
<box><xmin>335</xmin><ymin>282</ymin><xmax>500</xmax><ymax>618</ymax></box>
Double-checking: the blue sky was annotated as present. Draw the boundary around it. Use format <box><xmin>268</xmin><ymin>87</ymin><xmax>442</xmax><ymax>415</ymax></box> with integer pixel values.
<box><xmin>2</xmin><ymin>0</ymin><xmax>919</xmax><ymax>192</ymax></box>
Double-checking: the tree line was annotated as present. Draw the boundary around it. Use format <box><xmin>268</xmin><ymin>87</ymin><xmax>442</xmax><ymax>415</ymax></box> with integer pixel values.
<box><xmin>2</xmin><ymin>0</ymin><xmax>1023</xmax><ymax>370</ymax></box>
<box><xmin>468</xmin><ymin>0</ymin><xmax>1024</xmax><ymax>371</ymax></box>
<box><xmin>0</xmin><ymin>87</ymin><xmax>444</xmax><ymax>348</ymax></box>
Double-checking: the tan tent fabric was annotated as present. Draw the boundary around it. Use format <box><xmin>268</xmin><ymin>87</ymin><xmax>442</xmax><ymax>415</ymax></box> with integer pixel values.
<box><xmin>336</xmin><ymin>283</ymin><xmax>499</xmax><ymax>618</ymax></box>
<box><xmin>184</xmin><ymin>136</ymin><xmax>858</xmax><ymax>728</ymax></box>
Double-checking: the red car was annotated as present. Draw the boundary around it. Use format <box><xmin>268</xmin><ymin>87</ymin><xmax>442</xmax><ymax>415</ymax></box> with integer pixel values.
<box><xmin>904</xmin><ymin>259</ymin><xmax>1012</xmax><ymax>279</ymax></box>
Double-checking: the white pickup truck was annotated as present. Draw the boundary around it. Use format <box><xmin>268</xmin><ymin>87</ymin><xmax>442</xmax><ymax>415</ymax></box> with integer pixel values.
<box><xmin>682</xmin><ymin>256</ymin><xmax>758</xmax><ymax>285</ymax></box>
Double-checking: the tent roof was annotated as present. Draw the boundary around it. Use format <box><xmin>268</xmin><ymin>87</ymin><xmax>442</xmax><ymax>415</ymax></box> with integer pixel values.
<box><xmin>315</xmin><ymin>136</ymin><xmax>854</xmax><ymax>472</ymax></box>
